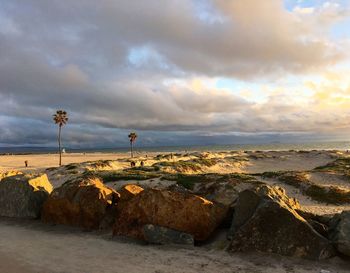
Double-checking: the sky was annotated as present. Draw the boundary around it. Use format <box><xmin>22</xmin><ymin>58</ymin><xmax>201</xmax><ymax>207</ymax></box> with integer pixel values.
<box><xmin>0</xmin><ymin>0</ymin><xmax>350</xmax><ymax>148</ymax></box>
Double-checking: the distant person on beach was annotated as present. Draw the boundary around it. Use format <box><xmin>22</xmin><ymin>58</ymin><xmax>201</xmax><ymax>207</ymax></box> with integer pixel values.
<box><xmin>24</xmin><ymin>160</ymin><xmax>28</xmax><ymax>167</ymax></box>
<box><xmin>130</xmin><ymin>161</ymin><xmax>136</xmax><ymax>168</ymax></box>
<box><xmin>140</xmin><ymin>161</ymin><xmax>144</xmax><ymax>167</ymax></box>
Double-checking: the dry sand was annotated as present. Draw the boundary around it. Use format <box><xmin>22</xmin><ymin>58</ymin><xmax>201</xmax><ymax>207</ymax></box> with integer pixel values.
<box><xmin>261</xmin><ymin>177</ymin><xmax>350</xmax><ymax>215</ymax></box>
<box><xmin>0</xmin><ymin>217</ymin><xmax>349</xmax><ymax>273</ymax></box>
<box><xmin>0</xmin><ymin>149</ymin><xmax>339</xmax><ymax>173</ymax></box>
<box><xmin>241</xmin><ymin>150</ymin><xmax>336</xmax><ymax>173</ymax></box>
<box><xmin>0</xmin><ymin>152</ymin><xmax>131</xmax><ymax>172</ymax></box>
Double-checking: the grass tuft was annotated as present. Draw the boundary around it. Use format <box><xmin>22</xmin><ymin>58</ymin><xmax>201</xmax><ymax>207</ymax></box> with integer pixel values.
<box><xmin>88</xmin><ymin>169</ymin><xmax>161</xmax><ymax>183</ymax></box>
<box><xmin>305</xmin><ymin>184</ymin><xmax>350</xmax><ymax>204</ymax></box>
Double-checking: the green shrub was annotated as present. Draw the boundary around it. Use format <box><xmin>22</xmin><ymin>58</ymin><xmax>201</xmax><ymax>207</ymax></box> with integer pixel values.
<box><xmin>305</xmin><ymin>185</ymin><xmax>350</xmax><ymax>204</ymax></box>
<box><xmin>259</xmin><ymin>171</ymin><xmax>285</xmax><ymax>179</ymax></box>
<box><xmin>65</xmin><ymin>164</ymin><xmax>78</xmax><ymax>170</ymax></box>
<box><xmin>91</xmin><ymin>170</ymin><xmax>161</xmax><ymax>182</ymax></box>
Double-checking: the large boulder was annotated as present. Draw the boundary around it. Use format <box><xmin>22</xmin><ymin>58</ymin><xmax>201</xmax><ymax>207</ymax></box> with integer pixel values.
<box><xmin>228</xmin><ymin>185</ymin><xmax>334</xmax><ymax>260</ymax></box>
<box><xmin>228</xmin><ymin>185</ymin><xmax>300</xmax><ymax>238</ymax></box>
<box><xmin>113</xmin><ymin>188</ymin><xmax>228</xmax><ymax>241</ymax></box>
<box><xmin>42</xmin><ymin>176</ymin><xmax>120</xmax><ymax>230</ymax></box>
<box><xmin>329</xmin><ymin>210</ymin><xmax>350</xmax><ymax>256</ymax></box>
<box><xmin>0</xmin><ymin>173</ymin><xmax>52</xmax><ymax>218</ymax></box>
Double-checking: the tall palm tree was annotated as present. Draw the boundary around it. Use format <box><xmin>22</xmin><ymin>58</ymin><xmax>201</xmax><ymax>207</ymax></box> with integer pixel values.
<box><xmin>53</xmin><ymin>110</ymin><xmax>68</xmax><ymax>166</ymax></box>
<box><xmin>128</xmin><ymin>132</ymin><xmax>137</xmax><ymax>158</ymax></box>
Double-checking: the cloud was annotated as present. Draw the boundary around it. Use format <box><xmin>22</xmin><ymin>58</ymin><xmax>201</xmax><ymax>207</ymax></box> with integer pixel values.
<box><xmin>2</xmin><ymin>0</ymin><xmax>347</xmax><ymax>77</ymax></box>
<box><xmin>0</xmin><ymin>0</ymin><xmax>349</xmax><ymax>146</ymax></box>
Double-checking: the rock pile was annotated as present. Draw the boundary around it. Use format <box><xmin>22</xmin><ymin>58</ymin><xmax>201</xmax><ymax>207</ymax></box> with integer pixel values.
<box><xmin>1</xmin><ymin>168</ymin><xmax>349</xmax><ymax>261</ymax></box>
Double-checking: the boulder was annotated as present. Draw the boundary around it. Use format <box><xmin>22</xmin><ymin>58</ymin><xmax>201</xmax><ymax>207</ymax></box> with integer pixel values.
<box><xmin>0</xmin><ymin>173</ymin><xmax>52</xmax><ymax>218</ymax></box>
<box><xmin>228</xmin><ymin>185</ymin><xmax>334</xmax><ymax>260</ymax></box>
<box><xmin>115</xmin><ymin>184</ymin><xmax>144</xmax><ymax>215</ymax></box>
<box><xmin>42</xmin><ymin>176</ymin><xmax>120</xmax><ymax>230</ymax></box>
<box><xmin>193</xmin><ymin>174</ymin><xmax>265</xmax><ymax>208</ymax></box>
<box><xmin>228</xmin><ymin>185</ymin><xmax>300</xmax><ymax>238</ymax></box>
<box><xmin>143</xmin><ymin>224</ymin><xmax>194</xmax><ymax>246</ymax></box>
<box><xmin>329</xmin><ymin>210</ymin><xmax>350</xmax><ymax>256</ymax></box>
<box><xmin>118</xmin><ymin>184</ymin><xmax>144</xmax><ymax>202</ymax></box>
<box><xmin>113</xmin><ymin>188</ymin><xmax>228</xmax><ymax>241</ymax></box>
<box><xmin>196</xmin><ymin>180</ymin><xmax>239</xmax><ymax>207</ymax></box>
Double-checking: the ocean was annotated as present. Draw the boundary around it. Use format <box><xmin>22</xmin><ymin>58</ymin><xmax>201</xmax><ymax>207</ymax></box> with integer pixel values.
<box><xmin>1</xmin><ymin>141</ymin><xmax>350</xmax><ymax>154</ymax></box>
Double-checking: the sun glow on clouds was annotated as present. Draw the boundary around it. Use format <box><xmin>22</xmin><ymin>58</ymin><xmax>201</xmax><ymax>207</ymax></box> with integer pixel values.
<box><xmin>306</xmin><ymin>69</ymin><xmax>350</xmax><ymax>109</ymax></box>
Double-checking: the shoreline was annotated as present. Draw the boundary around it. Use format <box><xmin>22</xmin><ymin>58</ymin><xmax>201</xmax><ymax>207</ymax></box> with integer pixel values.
<box><xmin>1</xmin><ymin>148</ymin><xmax>350</xmax><ymax>156</ymax></box>
<box><xmin>1</xmin><ymin>140</ymin><xmax>350</xmax><ymax>155</ymax></box>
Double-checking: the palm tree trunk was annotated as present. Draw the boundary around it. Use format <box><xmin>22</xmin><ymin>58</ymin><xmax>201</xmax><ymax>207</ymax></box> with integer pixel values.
<box><xmin>58</xmin><ymin>125</ymin><xmax>62</xmax><ymax>166</ymax></box>
<box><xmin>130</xmin><ymin>141</ymin><xmax>133</xmax><ymax>158</ymax></box>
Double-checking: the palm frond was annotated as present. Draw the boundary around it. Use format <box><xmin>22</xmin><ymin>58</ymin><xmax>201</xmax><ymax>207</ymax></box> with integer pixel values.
<box><xmin>53</xmin><ymin>110</ymin><xmax>69</xmax><ymax>126</ymax></box>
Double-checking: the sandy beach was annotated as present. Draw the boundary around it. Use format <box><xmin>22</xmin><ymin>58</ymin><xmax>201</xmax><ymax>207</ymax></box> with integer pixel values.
<box><xmin>0</xmin><ymin>149</ymin><xmax>340</xmax><ymax>172</ymax></box>
<box><xmin>0</xmin><ymin>217</ymin><xmax>349</xmax><ymax>273</ymax></box>
<box><xmin>1</xmin><ymin>149</ymin><xmax>350</xmax><ymax>272</ymax></box>
<box><xmin>1</xmin><ymin>150</ymin><xmax>350</xmax><ymax>215</ymax></box>
<box><xmin>0</xmin><ymin>152</ymin><xmax>131</xmax><ymax>172</ymax></box>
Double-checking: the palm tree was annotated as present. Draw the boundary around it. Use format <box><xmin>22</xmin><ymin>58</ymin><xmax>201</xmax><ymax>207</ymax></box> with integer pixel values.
<box><xmin>53</xmin><ymin>110</ymin><xmax>68</xmax><ymax>166</ymax></box>
<box><xmin>128</xmin><ymin>132</ymin><xmax>137</xmax><ymax>158</ymax></box>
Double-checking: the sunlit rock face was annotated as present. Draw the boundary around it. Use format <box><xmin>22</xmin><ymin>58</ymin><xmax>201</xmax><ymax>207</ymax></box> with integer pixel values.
<box><xmin>118</xmin><ymin>184</ymin><xmax>144</xmax><ymax>202</ymax></box>
<box><xmin>113</xmin><ymin>188</ymin><xmax>228</xmax><ymax>241</ymax></box>
<box><xmin>228</xmin><ymin>185</ymin><xmax>300</xmax><ymax>238</ymax></box>
<box><xmin>41</xmin><ymin>176</ymin><xmax>120</xmax><ymax>230</ymax></box>
<box><xmin>0</xmin><ymin>173</ymin><xmax>52</xmax><ymax>218</ymax></box>
<box><xmin>329</xmin><ymin>211</ymin><xmax>350</xmax><ymax>257</ymax></box>
<box><xmin>228</xmin><ymin>185</ymin><xmax>334</xmax><ymax>260</ymax></box>
<box><xmin>0</xmin><ymin>170</ymin><xmax>23</xmax><ymax>181</ymax></box>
